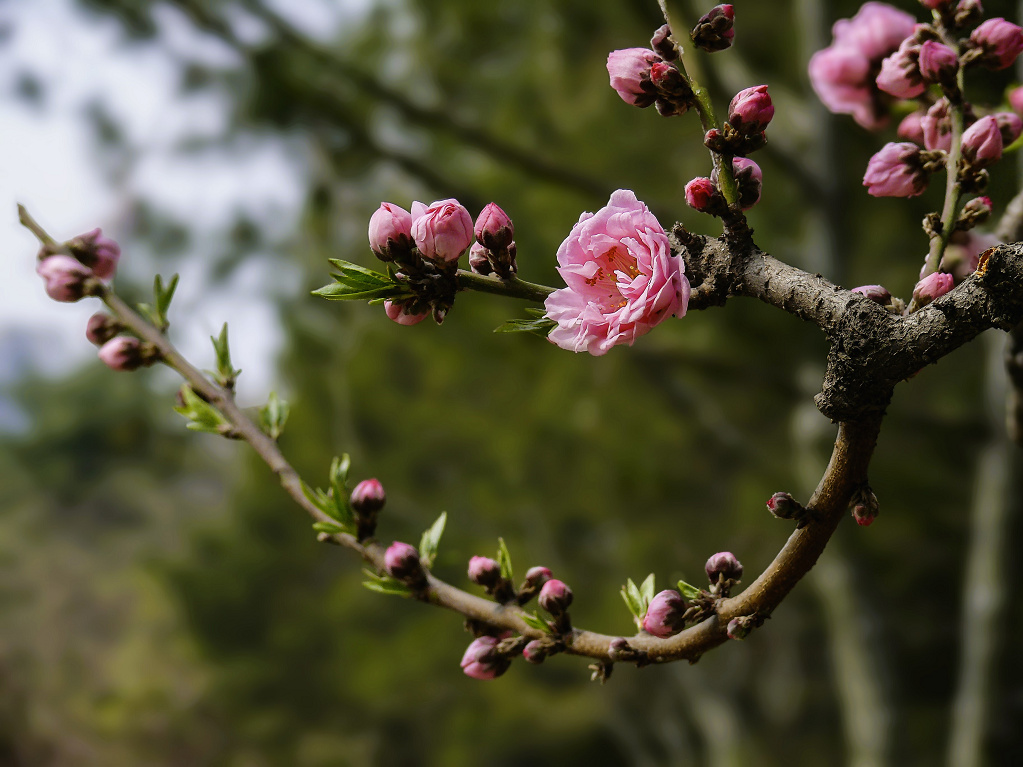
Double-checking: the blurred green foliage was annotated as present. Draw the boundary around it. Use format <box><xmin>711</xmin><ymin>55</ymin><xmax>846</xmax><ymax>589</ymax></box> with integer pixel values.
<box><xmin>4</xmin><ymin>0</ymin><xmax>1023</xmax><ymax>765</ymax></box>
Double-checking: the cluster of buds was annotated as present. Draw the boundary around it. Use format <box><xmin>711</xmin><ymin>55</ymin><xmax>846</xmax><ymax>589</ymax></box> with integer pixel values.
<box><xmin>368</xmin><ymin>197</ymin><xmax>519</xmax><ymax>325</ymax></box>
<box><xmin>690</xmin><ymin>5</ymin><xmax>734</xmax><ymax>53</ymax></box>
<box><xmin>606</xmin><ymin>42</ymin><xmax>695</xmax><ymax>117</ymax></box>
<box><xmin>36</xmin><ymin>228</ymin><xmax>119</xmax><ymax>303</ymax></box>
<box><xmin>704</xmin><ymin>85</ymin><xmax>774</xmax><ymax>156</ymax></box>
<box><xmin>350</xmin><ymin>478</ymin><xmax>386</xmax><ymax>541</ymax></box>
<box><xmin>686</xmin><ymin>157</ymin><xmax>763</xmax><ymax>215</ymax></box>
<box><xmin>468</xmin><ymin>203</ymin><xmax>517</xmax><ymax>279</ymax></box>
<box><xmin>515</xmin><ymin>565</ymin><xmax>552</xmax><ymax>605</ymax></box>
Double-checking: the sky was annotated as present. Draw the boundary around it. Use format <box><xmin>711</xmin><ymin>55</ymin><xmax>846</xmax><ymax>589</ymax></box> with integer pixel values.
<box><xmin>0</xmin><ymin>0</ymin><xmax>369</xmax><ymax>427</ymax></box>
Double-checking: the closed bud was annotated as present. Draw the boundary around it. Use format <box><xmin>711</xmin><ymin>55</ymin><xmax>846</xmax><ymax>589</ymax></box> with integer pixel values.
<box><xmin>368</xmin><ymin>203</ymin><xmax>414</xmax><ymax>262</ymax></box>
<box><xmin>912</xmin><ymin>271</ymin><xmax>954</xmax><ymax>307</ymax></box>
<box><xmin>85</xmin><ymin>312</ymin><xmax>120</xmax><ymax>345</ymax></box>
<box><xmin>67</xmin><ymin>228</ymin><xmax>120</xmax><ymax>280</ymax></box>
<box><xmin>538</xmin><ymin>579</ymin><xmax>573</xmax><ymax>614</ymax></box>
<box><xmin>650</xmin><ymin>24</ymin><xmax>677</xmax><ymax>61</ymax></box>
<box><xmin>957</xmin><ymin>196</ymin><xmax>993</xmax><ymax>231</ymax></box>
<box><xmin>460</xmin><ymin>636</ymin><xmax>510</xmax><ymax>680</ymax></box>
<box><xmin>727</xmin><ymin>85</ymin><xmax>773</xmax><ymax>135</ymax></box>
<box><xmin>410</xmin><ymin>198</ymin><xmax>474</xmax><ymax>263</ymax></box>
<box><xmin>766</xmin><ymin>491</ymin><xmax>804</xmax><ymax>520</ymax></box>
<box><xmin>993</xmin><ymin>112</ymin><xmax>1022</xmax><ymax>146</ymax></box>
<box><xmin>726</xmin><ymin>616</ymin><xmax>751</xmax><ymax>640</ymax></box>
<box><xmin>525</xmin><ymin>566</ymin><xmax>553</xmax><ymax>588</ymax></box>
<box><xmin>849</xmin><ymin>484</ymin><xmax>880</xmax><ymax>527</ymax></box>
<box><xmin>922</xmin><ymin>99</ymin><xmax>953</xmax><ymax>151</ymax></box>
<box><xmin>468</xmin><ymin>242</ymin><xmax>493</xmax><ymax>275</ymax></box>
<box><xmin>642</xmin><ymin>590</ymin><xmax>687</xmax><ymax>637</ymax></box>
<box><xmin>607</xmin><ymin>637</ymin><xmax>636</xmax><ymax>662</ymax></box>
<box><xmin>961</xmin><ymin>115</ymin><xmax>1003</xmax><ymax>167</ymax></box>
<box><xmin>691</xmin><ymin>4</ymin><xmax>735</xmax><ymax>52</ymax></box>
<box><xmin>98</xmin><ymin>336</ymin><xmax>146</xmax><ymax>372</ymax></box>
<box><xmin>522</xmin><ymin>639</ymin><xmax>548</xmax><ymax>664</ymax></box>
<box><xmin>606</xmin><ymin>48</ymin><xmax>662</xmax><ymax>107</ymax></box>
<box><xmin>685</xmin><ymin>177</ymin><xmax>718</xmax><ymax>213</ymax></box>
<box><xmin>1010</xmin><ymin>86</ymin><xmax>1023</xmax><ymax>118</ymax></box>
<box><xmin>897</xmin><ymin>111</ymin><xmax>926</xmax><ymax>144</ymax></box>
<box><xmin>383</xmin><ymin>299</ymin><xmax>430</xmax><ymax>326</ymax></box>
<box><xmin>852</xmin><ymin>285</ymin><xmax>892</xmax><ymax>305</ymax></box>
<box><xmin>731</xmin><ymin>157</ymin><xmax>762</xmax><ymax>210</ymax></box>
<box><xmin>876</xmin><ymin>37</ymin><xmax>925</xmax><ymax>100</ymax></box>
<box><xmin>37</xmin><ymin>255</ymin><xmax>93</xmax><ymax>302</ymax></box>
<box><xmin>474</xmin><ymin>203</ymin><xmax>514</xmax><ymax>251</ymax></box>
<box><xmin>468</xmin><ymin>556</ymin><xmax>503</xmax><ymax>589</ymax></box>
<box><xmin>384</xmin><ymin>541</ymin><xmax>422</xmax><ymax>581</ymax></box>
<box><xmin>918</xmin><ymin>40</ymin><xmax>958</xmax><ymax>87</ymax></box>
<box><xmin>863</xmin><ymin>142</ymin><xmax>929</xmax><ymax>197</ymax></box>
<box><xmin>350</xmin><ymin>478</ymin><xmax>386</xmax><ymax>514</ymax></box>
<box><xmin>970</xmin><ymin>18</ymin><xmax>1023</xmax><ymax>71</ymax></box>
<box><xmin>954</xmin><ymin>0</ymin><xmax>983</xmax><ymax>28</ymax></box>
<box><xmin>705</xmin><ymin>551</ymin><xmax>743</xmax><ymax>583</ymax></box>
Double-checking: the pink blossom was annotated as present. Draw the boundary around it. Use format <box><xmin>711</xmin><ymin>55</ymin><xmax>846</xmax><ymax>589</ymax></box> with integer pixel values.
<box><xmin>460</xmin><ymin>636</ymin><xmax>509</xmax><ymax>680</ymax></box>
<box><xmin>961</xmin><ymin>114</ymin><xmax>1003</xmax><ymax>167</ymax></box>
<box><xmin>36</xmin><ymin>255</ymin><xmax>93</xmax><ymax>302</ymax></box>
<box><xmin>863</xmin><ymin>142</ymin><xmax>927</xmax><ymax>197</ymax></box>
<box><xmin>474</xmin><ymin>202</ymin><xmax>514</xmax><ymax>251</ymax></box>
<box><xmin>876</xmin><ymin>37</ymin><xmax>925</xmax><ymax>99</ymax></box>
<box><xmin>921</xmin><ymin>99</ymin><xmax>952</xmax><ymax>151</ymax></box>
<box><xmin>912</xmin><ymin>271</ymin><xmax>954</xmax><ymax>306</ymax></box>
<box><xmin>69</xmin><ymin>228</ymin><xmax>120</xmax><ymax>281</ymax></box>
<box><xmin>606</xmin><ymin>48</ymin><xmax>662</xmax><ymax>107</ymax></box>
<box><xmin>727</xmin><ymin>85</ymin><xmax>774</xmax><ymax>134</ymax></box>
<box><xmin>383</xmin><ymin>299</ymin><xmax>430</xmax><ymax>326</ymax></box>
<box><xmin>918</xmin><ymin>40</ymin><xmax>958</xmax><ymax>84</ymax></box>
<box><xmin>970</xmin><ymin>18</ymin><xmax>1023</xmax><ymax>70</ymax></box>
<box><xmin>98</xmin><ymin>337</ymin><xmax>145</xmax><ymax>372</ymax></box>
<box><xmin>544</xmin><ymin>190</ymin><xmax>690</xmax><ymax>356</ymax></box>
<box><xmin>368</xmin><ymin>202</ymin><xmax>413</xmax><ymax>261</ymax></box>
<box><xmin>410</xmin><ymin>198</ymin><xmax>474</xmax><ymax>262</ymax></box>
<box><xmin>808</xmin><ymin>2</ymin><xmax>917</xmax><ymax>129</ymax></box>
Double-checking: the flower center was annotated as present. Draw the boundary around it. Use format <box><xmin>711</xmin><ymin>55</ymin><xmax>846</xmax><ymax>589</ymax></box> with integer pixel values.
<box><xmin>582</xmin><ymin>245</ymin><xmax>640</xmax><ymax>311</ymax></box>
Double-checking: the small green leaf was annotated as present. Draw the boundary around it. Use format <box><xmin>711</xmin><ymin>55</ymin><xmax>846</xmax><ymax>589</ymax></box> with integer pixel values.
<box><xmin>210</xmin><ymin>323</ymin><xmax>242</xmax><ymax>386</ymax></box>
<box><xmin>520</xmin><ymin>611</ymin><xmax>551</xmax><ymax>633</ymax></box>
<box><xmin>312</xmin><ymin>521</ymin><xmax>346</xmax><ymax>535</ymax></box>
<box><xmin>301</xmin><ymin>481</ymin><xmax>333</xmax><ymax>516</ymax></box>
<box><xmin>677</xmin><ymin>580</ymin><xmax>702</xmax><ymax>601</ymax></box>
<box><xmin>154</xmin><ymin>273</ymin><xmax>179</xmax><ymax>324</ymax></box>
<box><xmin>259</xmin><ymin>391</ymin><xmax>290</xmax><ymax>440</ymax></box>
<box><xmin>639</xmin><ymin>573</ymin><xmax>656</xmax><ymax>605</ymax></box>
<box><xmin>621</xmin><ymin>578</ymin><xmax>644</xmax><ymax>621</ymax></box>
<box><xmin>173</xmin><ymin>384</ymin><xmax>231</xmax><ymax>435</ymax></box>
<box><xmin>496</xmin><ymin>537</ymin><xmax>513</xmax><ymax>581</ymax></box>
<box><xmin>362</xmin><ymin>570</ymin><xmax>413</xmax><ymax>597</ymax></box>
<box><xmin>494</xmin><ymin>317</ymin><xmax>557</xmax><ymax>337</ymax></box>
<box><xmin>326</xmin><ymin>455</ymin><xmax>356</xmax><ymax>531</ymax></box>
<box><xmin>419</xmin><ymin>512</ymin><xmax>447</xmax><ymax>568</ymax></box>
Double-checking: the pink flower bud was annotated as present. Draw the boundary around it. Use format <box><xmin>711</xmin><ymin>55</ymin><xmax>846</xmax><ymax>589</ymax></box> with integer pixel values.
<box><xmin>68</xmin><ymin>228</ymin><xmax>120</xmax><ymax>280</ymax></box>
<box><xmin>730</xmin><ymin>157</ymin><xmax>762</xmax><ymax>210</ymax></box>
<box><xmin>468</xmin><ymin>242</ymin><xmax>493</xmax><ymax>275</ymax></box>
<box><xmin>1010</xmin><ymin>86</ymin><xmax>1023</xmax><ymax>117</ymax></box>
<box><xmin>383</xmin><ymin>299</ymin><xmax>430</xmax><ymax>326</ymax></box>
<box><xmin>642</xmin><ymin>589</ymin><xmax>687</xmax><ymax>638</ymax></box>
<box><xmin>650</xmin><ymin>24</ymin><xmax>677</xmax><ymax>61</ymax></box>
<box><xmin>918</xmin><ymin>40</ymin><xmax>958</xmax><ymax>85</ymax></box>
<box><xmin>876</xmin><ymin>37</ymin><xmax>925</xmax><ymax>100</ymax></box>
<box><xmin>410</xmin><ymin>198</ymin><xmax>474</xmax><ymax>263</ymax></box>
<box><xmin>36</xmin><ymin>255</ymin><xmax>93</xmax><ymax>302</ymax></box>
<box><xmin>606</xmin><ymin>48</ymin><xmax>662</xmax><ymax>107</ymax></box>
<box><xmin>726</xmin><ymin>617</ymin><xmax>751</xmax><ymax>640</ymax></box>
<box><xmin>863</xmin><ymin>142</ymin><xmax>928</xmax><ymax>197</ymax></box>
<box><xmin>525</xmin><ymin>566</ymin><xmax>553</xmax><ymax>588</ymax></box>
<box><xmin>705</xmin><ymin>551</ymin><xmax>744</xmax><ymax>583</ymax></box>
<box><xmin>691</xmin><ymin>4</ymin><xmax>735</xmax><ymax>53</ymax></box>
<box><xmin>685</xmin><ymin>177</ymin><xmax>717</xmax><ymax>212</ymax></box>
<box><xmin>766</xmin><ymin>491</ymin><xmax>804</xmax><ymax>520</ymax></box>
<box><xmin>538</xmin><ymin>579</ymin><xmax>573</xmax><ymax>614</ymax></box>
<box><xmin>897</xmin><ymin>111</ymin><xmax>926</xmax><ymax>144</ymax></box>
<box><xmin>912</xmin><ymin>271</ymin><xmax>954</xmax><ymax>307</ymax></box>
<box><xmin>922</xmin><ymin>99</ymin><xmax>952</xmax><ymax>151</ymax></box>
<box><xmin>368</xmin><ymin>202</ymin><xmax>413</xmax><ymax>262</ymax></box>
<box><xmin>522</xmin><ymin>639</ymin><xmax>547</xmax><ymax>664</ymax></box>
<box><xmin>993</xmin><ymin>112</ymin><xmax>1022</xmax><ymax>146</ymax></box>
<box><xmin>970</xmin><ymin>18</ymin><xmax>1023</xmax><ymax>70</ymax></box>
<box><xmin>350</xmin><ymin>478</ymin><xmax>385</xmax><ymax>514</ymax></box>
<box><xmin>727</xmin><ymin>85</ymin><xmax>774</xmax><ymax>134</ymax></box>
<box><xmin>474</xmin><ymin>202</ymin><xmax>514</xmax><ymax>251</ymax></box>
<box><xmin>468</xmin><ymin>556</ymin><xmax>502</xmax><ymax>588</ymax></box>
<box><xmin>460</xmin><ymin>636</ymin><xmax>509</xmax><ymax>680</ymax></box>
<box><xmin>961</xmin><ymin>114</ymin><xmax>1003</xmax><ymax>167</ymax></box>
<box><xmin>852</xmin><ymin>285</ymin><xmax>892</xmax><ymax>305</ymax></box>
<box><xmin>384</xmin><ymin>541</ymin><xmax>422</xmax><ymax>580</ymax></box>
<box><xmin>85</xmin><ymin>312</ymin><xmax>120</xmax><ymax>345</ymax></box>
<box><xmin>97</xmin><ymin>336</ymin><xmax>145</xmax><ymax>372</ymax></box>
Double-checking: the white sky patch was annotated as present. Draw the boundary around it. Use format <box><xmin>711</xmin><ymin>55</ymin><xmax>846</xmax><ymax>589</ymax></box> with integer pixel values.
<box><xmin>0</xmin><ymin>0</ymin><xmax>345</xmax><ymax>408</ymax></box>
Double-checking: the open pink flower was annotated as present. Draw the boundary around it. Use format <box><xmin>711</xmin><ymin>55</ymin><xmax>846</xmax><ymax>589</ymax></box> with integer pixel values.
<box><xmin>808</xmin><ymin>2</ymin><xmax>916</xmax><ymax>129</ymax></box>
<box><xmin>544</xmin><ymin>190</ymin><xmax>690</xmax><ymax>356</ymax></box>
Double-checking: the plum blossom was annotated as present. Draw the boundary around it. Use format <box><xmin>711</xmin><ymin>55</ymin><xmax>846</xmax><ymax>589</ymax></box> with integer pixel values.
<box><xmin>544</xmin><ymin>190</ymin><xmax>690</xmax><ymax>356</ymax></box>
<box><xmin>410</xmin><ymin>198</ymin><xmax>474</xmax><ymax>263</ymax></box>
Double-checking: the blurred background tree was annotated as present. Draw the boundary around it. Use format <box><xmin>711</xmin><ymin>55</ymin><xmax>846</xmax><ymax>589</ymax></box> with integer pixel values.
<box><xmin>2</xmin><ymin>0</ymin><xmax>1022</xmax><ymax>765</ymax></box>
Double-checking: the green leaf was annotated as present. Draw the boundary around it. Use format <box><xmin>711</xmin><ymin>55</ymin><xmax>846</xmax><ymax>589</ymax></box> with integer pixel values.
<box><xmin>419</xmin><ymin>512</ymin><xmax>447</xmax><ymax>568</ymax></box>
<box><xmin>173</xmin><ymin>384</ymin><xmax>231</xmax><ymax>435</ymax></box>
<box><xmin>362</xmin><ymin>570</ymin><xmax>413</xmax><ymax>597</ymax></box>
<box><xmin>154</xmin><ymin>273</ymin><xmax>179</xmax><ymax>322</ymax></box>
<box><xmin>301</xmin><ymin>481</ymin><xmax>333</xmax><ymax>516</ymax></box>
<box><xmin>620</xmin><ymin>578</ymin><xmax>644</xmax><ymax>621</ymax></box>
<box><xmin>639</xmin><ymin>573</ymin><xmax>656</xmax><ymax>605</ymax></box>
<box><xmin>327</xmin><ymin>455</ymin><xmax>356</xmax><ymax>531</ymax></box>
<box><xmin>312</xmin><ymin>521</ymin><xmax>346</xmax><ymax>535</ymax></box>
<box><xmin>520</xmin><ymin>611</ymin><xmax>551</xmax><ymax>633</ymax></box>
<box><xmin>209</xmin><ymin>324</ymin><xmax>242</xmax><ymax>386</ymax></box>
<box><xmin>494</xmin><ymin>317</ymin><xmax>557</xmax><ymax>337</ymax></box>
<box><xmin>313</xmin><ymin>283</ymin><xmax>403</xmax><ymax>301</ymax></box>
<box><xmin>677</xmin><ymin>580</ymin><xmax>702</xmax><ymax>601</ymax></box>
<box><xmin>496</xmin><ymin>537</ymin><xmax>513</xmax><ymax>581</ymax></box>
<box><xmin>259</xmin><ymin>391</ymin><xmax>290</xmax><ymax>440</ymax></box>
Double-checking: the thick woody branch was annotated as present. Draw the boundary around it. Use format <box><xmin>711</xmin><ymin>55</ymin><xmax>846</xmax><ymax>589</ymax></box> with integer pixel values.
<box><xmin>680</xmin><ymin>230</ymin><xmax>1023</xmax><ymax>421</ymax></box>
